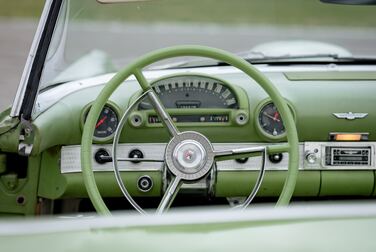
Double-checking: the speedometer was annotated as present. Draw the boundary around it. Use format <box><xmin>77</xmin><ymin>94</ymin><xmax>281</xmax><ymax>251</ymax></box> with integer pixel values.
<box><xmin>138</xmin><ymin>75</ymin><xmax>239</xmax><ymax>110</ymax></box>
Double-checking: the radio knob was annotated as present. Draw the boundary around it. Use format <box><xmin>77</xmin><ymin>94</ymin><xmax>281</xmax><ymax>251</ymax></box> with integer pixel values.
<box><xmin>306</xmin><ymin>152</ymin><xmax>317</xmax><ymax>164</ymax></box>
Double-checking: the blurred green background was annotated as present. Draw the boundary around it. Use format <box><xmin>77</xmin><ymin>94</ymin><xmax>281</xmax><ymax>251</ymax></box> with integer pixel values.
<box><xmin>0</xmin><ymin>0</ymin><xmax>375</xmax><ymax>27</ymax></box>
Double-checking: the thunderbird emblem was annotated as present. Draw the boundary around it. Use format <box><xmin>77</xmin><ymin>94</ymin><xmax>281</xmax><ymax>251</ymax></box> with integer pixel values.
<box><xmin>333</xmin><ymin>112</ymin><xmax>368</xmax><ymax>120</ymax></box>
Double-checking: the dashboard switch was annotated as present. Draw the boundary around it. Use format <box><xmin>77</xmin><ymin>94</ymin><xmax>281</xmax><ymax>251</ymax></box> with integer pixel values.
<box><xmin>235</xmin><ymin>157</ymin><xmax>249</xmax><ymax>164</ymax></box>
<box><xmin>94</xmin><ymin>149</ymin><xmax>112</xmax><ymax>164</ymax></box>
<box><xmin>128</xmin><ymin>149</ymin><xmax>144</xmax><ymax>163</ymax></box>
<box><xmin>269</xmin><ymin>153</ymin><xmax>283</xmax><ymax>163</ymax></box>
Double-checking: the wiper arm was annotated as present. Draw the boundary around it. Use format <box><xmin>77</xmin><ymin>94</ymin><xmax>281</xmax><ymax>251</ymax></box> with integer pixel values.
<box><xmin>244</xmin><ymin>53</ymin><xmax>340</xmax><ymax>62</ymax></box>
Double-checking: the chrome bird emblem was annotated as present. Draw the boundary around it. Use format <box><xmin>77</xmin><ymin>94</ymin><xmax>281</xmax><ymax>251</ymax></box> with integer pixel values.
<box><xmin>333</xmin><ymin>112</ymin><xmax>368</xmax><ymax>120</ymax></box>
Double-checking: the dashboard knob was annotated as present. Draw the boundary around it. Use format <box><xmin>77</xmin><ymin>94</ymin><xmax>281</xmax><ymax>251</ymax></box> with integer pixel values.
<box><xmin>137</xmin><ymin>176</ymin><xmax>153</xmax><ymax>192</ymax></box>
<box><xmin>128</xmin><ymin>149</ymin><xmax>144</xmax><ymax>163</ymax></box>
<box><xmin>306</xmin><ymin>152</ymin><xmax>317</xmax><ymax>164</ymax></box>
<box><xmin>269</xmin><ymin>153</ymin><xmax>283</xmax><ymax>163</ymax></box>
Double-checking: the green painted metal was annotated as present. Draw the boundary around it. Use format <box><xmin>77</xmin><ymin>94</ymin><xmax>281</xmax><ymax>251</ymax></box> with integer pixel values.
<box><xmin>0</xmin><ymin>154</ymin><xmax>6</xmax><ymax>174</ymax></box>
<box><xmin>320</xmin><ymin>171</ymin><xmax>374</xmax><ymax>196</ymax></box>
<box><xmin>216</xmin><ymin>170</ymin><xmax>320</xmax><ymax>197</ymax></box>
<box><xmin>0</xmin><ymin>156</ymin><xmax>40</xmax><ymax>215</ymax></box>
<box><xmin>81</xmin><ymin>45</ymin><xmax>299</xmax><ymax>215</ymax></box>
<box><xmin>284</xmin><ymin>71</ymin><xmax>376</xmax><ymax>81</ymax></box>
<box><xmin>0</xmin><ymin>108</ymin><xmax>19</xmax><ymax>135</ymax></box>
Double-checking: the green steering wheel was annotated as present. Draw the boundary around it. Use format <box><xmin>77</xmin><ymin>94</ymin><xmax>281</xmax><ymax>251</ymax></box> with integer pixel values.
<box><xmin>81</xmin><ymin>45</ymin><xmax>299</xmax><ymax>215</ymax></box>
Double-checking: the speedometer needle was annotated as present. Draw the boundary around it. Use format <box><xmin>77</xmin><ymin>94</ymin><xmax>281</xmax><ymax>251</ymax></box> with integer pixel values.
<box><xmin>96</xmin><ymin>116</ymin><xmax>107</xmax><ymax>128</ymax></box>
<box><xmin>263</xmin><ymin>112</ymin><xmax>281</xmax><ymax>122</ymax></box>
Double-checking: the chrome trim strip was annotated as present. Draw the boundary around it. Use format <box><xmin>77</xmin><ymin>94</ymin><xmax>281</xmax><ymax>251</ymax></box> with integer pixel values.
<box><xmin>10</xmin><ymin>0</ymin><xmax>54</xmax><ymax>117</ymax></box>
<box><xmin>61</xmin><ymin>142</ymin><xmax>376</xmax><ymax>174</ymax></box>
<box><xmin>60</xmin><ymin>143</ymin><xmax>304</xmax><ymax>174</ymax></box>
<box><xmin>61</xmin><ymin>144</ymin><xmax>165</xmax><ymax>173</ymax></box>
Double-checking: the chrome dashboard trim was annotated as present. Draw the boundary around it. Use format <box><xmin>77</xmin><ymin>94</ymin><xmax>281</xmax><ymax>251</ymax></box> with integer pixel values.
<box><xmin>61</xmin><ymin>144</ymin><xmax>165</xmax><ymax>173</ymax></box>
<box><xmin>60</xmin><ymin>142</ymin><xmax>376</xmax><ymax>174</ymax></box>
<box><xmin>333</xmin><ymin>112</ymin><xmax>368</xmax><ymax>120</ymax></box>
<box><xmin>60</xmin><ymin>143</ymin><xmax>304</xmax><ymax>174</ymax></box>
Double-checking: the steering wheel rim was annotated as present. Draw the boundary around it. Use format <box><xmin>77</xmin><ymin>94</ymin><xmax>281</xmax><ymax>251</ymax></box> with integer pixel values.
<box><xmin>81</xmin><ymin>45</ymin><xmax>299</xmax><ymax>215</ymax></box>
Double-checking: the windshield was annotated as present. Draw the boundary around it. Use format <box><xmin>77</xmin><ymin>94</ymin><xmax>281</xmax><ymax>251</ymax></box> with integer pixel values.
<box><xmin>39</xmin><ymin>0</ymin><xmax>376</xmax><ymax>89</ymax></box>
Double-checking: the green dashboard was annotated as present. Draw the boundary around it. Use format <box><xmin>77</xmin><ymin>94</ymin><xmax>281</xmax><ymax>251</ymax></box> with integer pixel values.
<box><xmin>1</xmin><ymin>68</ymin><xmax>376</xmax><ymax>215</ymax></box>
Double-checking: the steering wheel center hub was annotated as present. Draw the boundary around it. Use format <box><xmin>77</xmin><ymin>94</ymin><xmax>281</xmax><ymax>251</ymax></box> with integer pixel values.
<box><xmin>165</xmin><ymin>131</ymin><xmax>214</xmax><ymax>181</ymax></box>
<box><xmin>173</xmin><ymin>140</ymin><xmax>206</xmax><ymax>173</ymax></box>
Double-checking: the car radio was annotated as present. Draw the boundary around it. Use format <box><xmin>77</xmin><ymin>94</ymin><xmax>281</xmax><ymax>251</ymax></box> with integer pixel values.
<box><xmin>303</xmin><ymin>142</ymin><xmax>375</xmax><ymax>170</ymax></box>
<box><xmin>325</xmin><ymin>147</ymin><xmax>371</xmax><ymax>166</ymax></box>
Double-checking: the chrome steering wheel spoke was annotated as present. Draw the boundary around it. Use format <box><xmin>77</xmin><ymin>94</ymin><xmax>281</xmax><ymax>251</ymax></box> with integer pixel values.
<box><xmin>134</xmin><ymin>69</ymin><xmax>180</xmax><ymax>138</ymax></box>
<box><xmin>214</xmin><ymin>146</ymin><xmax>267</xmax><ymax>209</ymax></box>
<box><xmin>214</xmin><ymin>146</ymin><xmax>266</xmax><ymax>162</ymax></box>
<box><xmin>156</xmin><ymin>176</ymin><xmax>183</xmax><ymax>215</ymax></box>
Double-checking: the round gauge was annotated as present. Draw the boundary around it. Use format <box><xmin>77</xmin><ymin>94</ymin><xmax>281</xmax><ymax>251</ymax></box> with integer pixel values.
<box><xmin>258</xmin><ymin>102</ymin><xmax>285</xmax><ymax>137</ymax></box>
<box><xmin>86</xmin><ymin>105</ymin><xmax>119</xmax><ymax>139</ymax></box>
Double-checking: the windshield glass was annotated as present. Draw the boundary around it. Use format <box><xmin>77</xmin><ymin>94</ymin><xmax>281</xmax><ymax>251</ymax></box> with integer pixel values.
<box><xmin>40</xmin><ymin>0</ymin><xmax>376</xmax><ymax>89</ymax></box>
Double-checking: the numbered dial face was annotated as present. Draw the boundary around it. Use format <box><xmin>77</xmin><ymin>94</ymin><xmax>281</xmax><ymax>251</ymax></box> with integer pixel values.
<box><xmin>138</xmin><ymin>76</ymin><xmax>239</xmax><ymax>110</ymax></box>
<box><xmin>90</xmin><ymin>105</ymin><xmax>119</xmax><ymax>139</ymax></box>
<box><xmin>259</xmin><ymin>102</ymin><xmax>285</xmax><ymax>137</ymax></box>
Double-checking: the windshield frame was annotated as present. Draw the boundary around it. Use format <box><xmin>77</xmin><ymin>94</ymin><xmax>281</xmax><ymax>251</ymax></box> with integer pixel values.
<box><xmin>10</xmin><ymin>0</ymin><xmax>62</xmax><ymax>119</ymax></box>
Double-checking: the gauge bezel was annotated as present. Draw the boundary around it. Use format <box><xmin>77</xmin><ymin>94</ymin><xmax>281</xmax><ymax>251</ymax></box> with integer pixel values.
<box><xmin>81</xmin><ymin>101</ymin><xmax>122</xmax><ymax>143</ymax></box>
<box><xmin>255</xmin><ymin>98</ymin><xmax>296</xmax><ymax>141</ymax></box>
<box><xmin>128</xmin><ymin>73</ymin><xmax>250</xmax><ymax>128</ymax></box>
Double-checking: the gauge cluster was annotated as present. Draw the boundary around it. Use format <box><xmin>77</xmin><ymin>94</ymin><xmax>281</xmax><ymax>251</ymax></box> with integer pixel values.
<box><xmin>130</xmin><ymin>74</ymin><xmax>248</xmax><ymax>127</ymax></box>
<box><xmin>80</xmin><ymin>74</ymin><xmax>295</xmax><ymax>142</ymax></box>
